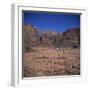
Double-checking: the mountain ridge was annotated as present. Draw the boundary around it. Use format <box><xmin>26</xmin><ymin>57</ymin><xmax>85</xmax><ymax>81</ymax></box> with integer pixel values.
<box><xmin>23</xmin><ymin>24</ymin><xmax>80</xmax><ymax>52</ymax></box>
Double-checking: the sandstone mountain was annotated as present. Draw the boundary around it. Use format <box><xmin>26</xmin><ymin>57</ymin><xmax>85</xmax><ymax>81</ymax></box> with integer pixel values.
<box><xmin>24</xmin><ymin>24</ymin><xmax>39</xmax><ymax>52</ymax></box>
<box><xmin>23</xmin><ymin>24</ymin><xmax>80</xmax><ymax>52</ymax></box>
<box><xmin>61</xmin><ymin>28</ymin><xmax>80</xmax><ymax>48</ymax></box>
<box><xmin>39</xmin><ymin>31</ymin><xmax>61</xmax><ymax>46</ymax></box>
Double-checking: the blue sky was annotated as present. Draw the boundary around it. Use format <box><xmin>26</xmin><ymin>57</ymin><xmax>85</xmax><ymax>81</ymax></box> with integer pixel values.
<box><xmin>23</xmin><ymin>11</ymin><xmax>80</xmax><ymax>33</ymax></box>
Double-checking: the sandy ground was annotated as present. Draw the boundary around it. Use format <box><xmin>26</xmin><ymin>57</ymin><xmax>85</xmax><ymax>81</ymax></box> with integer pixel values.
<box><xmin>23</xmin><ymin>47</ymin><xmax>80</xmax><ymax>77</ymax></box>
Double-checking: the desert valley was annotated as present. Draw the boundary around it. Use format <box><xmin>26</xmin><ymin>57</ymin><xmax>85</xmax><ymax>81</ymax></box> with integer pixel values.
<box><xmin>23</xmin><ymin>24</ymin><xmax>80</xmax><ymax>77</ymax></box>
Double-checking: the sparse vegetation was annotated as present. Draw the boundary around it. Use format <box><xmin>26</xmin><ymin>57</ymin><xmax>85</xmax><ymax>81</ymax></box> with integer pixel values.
<box><xmin>24</xmin><ymin>47</ymin><xmax>80</xmax><ymax>77</ymax></box>
<box><xmin>23</xmin><ymin>24</ymin><xmax>80</xmax><ymax>77</ymax></box>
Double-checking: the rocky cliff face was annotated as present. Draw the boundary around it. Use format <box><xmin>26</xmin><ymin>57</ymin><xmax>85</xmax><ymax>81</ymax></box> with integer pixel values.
<box><xmin>24</xmin><ymin>24</ymin><xmax>61</xmax><ymax>47</ymax></box>
<box><xmin>39</xmin><ymin>31</ymin><xmax>61</xmax><ymax>46</ymax></box>
<box><xmin>24</xmin><ymin>24</ymin><xmax>40</xmax><ymax>52</ymax></box>
<box><xmin>61</xmin><ymin>28</ymin><xmax>80</xmax><ymax>48</ymax></box>
<box><xmin>23</xmin><ymin>24</ymin><xmax>80</xmax><ymax>52</ymax></box>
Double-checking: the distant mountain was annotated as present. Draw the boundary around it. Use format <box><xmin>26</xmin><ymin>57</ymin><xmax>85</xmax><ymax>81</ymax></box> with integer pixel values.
<box><xmin>40</xmin><ymin>31</ymin><xmax>61</xmax><ymax>46</ymax></box>
<box><xmin>23</xmin><ymin>24</ymin><xmax>80</xmax><ymax>52</ymax></box>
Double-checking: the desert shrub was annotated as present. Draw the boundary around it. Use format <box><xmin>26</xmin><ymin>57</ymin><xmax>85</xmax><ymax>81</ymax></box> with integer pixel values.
<box><xmin>72</xmin><ymin>43</ymin><xmax>79</xmax><ymax>49</ymax></box>
<box><xmin>65</xmin><ymin>60</ymin><xmax>80</xmax><ymax>75</ymax></box>
<box><xmin>24</xmin><ymin>47</ymin><xmax>37</xmax><ymax>52</ymax></box>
